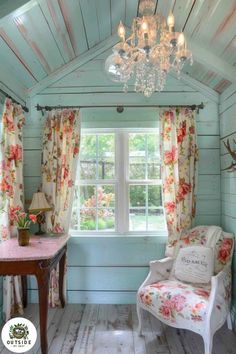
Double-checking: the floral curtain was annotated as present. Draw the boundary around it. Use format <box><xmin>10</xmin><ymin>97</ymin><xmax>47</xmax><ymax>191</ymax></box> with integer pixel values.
<box><xmin>160</xmin><ymin>108</ymin><xmax>198</xmax><ymax>257</ymax></box>
<box><xmin>42</xmin><ymin>109</ymin><xmax>80</xmax><ymax>307</ymax></box>
<box><xmin>0</xmin><ymin>98</ymin><xmax>25</xmax><ymax>320</ymax></box>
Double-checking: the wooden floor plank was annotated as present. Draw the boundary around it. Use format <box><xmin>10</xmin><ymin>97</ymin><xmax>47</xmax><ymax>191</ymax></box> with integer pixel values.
<box><xmin>178</xmin><ymin>329</ymin><xmax>203</xmax><ymax>354</ymax></box>
<box><xmin>48</xmin><ymin>305</ymin><xmax>77</xmax><ymax>354</ymax></box>
<box><xmin>92</xmin><ymin>304</ymin><xmax>135</xmax><ymax>354</ymax></box>
<box><xmin>212</xmin><ymin>325</ymin><xmax>236</xmax><ymax>354</ymax></box>
<box><xmin>131</xmin><ymin>305</ymin><xmax>147</xmax><ymax>354</ymax></box>
<box><xmin>72</xmin><ymin>304</ymin><xmax>99</xmax><ymax>354</ymax></box>
<box><xmin>165</xmin><ymin>327</ymin><xmax>186</xmax><ymax>354</ymax></box>
<box><xmin>60</xmin><ymin>304</ymin><xmax>85</xmax><ymax>354</ymax></box>
<box><xmin>0</xmin><ymin>305</ymin><xmax>235</xmax><ymax>354</ymax></box>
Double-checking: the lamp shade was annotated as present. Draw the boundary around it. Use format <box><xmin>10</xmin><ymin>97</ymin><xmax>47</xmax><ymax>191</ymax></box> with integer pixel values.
<box><xmin>29</xmin><ymin>192</ymin><xmax>52</xmax><ymax>213</ymax></box>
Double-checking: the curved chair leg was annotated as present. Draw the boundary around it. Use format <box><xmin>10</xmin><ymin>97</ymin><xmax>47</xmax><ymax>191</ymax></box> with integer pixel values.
<box><xmin>136</xmin><ymin>303</ymin><xmax>143</xmax><ymax>336</ymax></box>
<box><xmin>227</xmin><ymin>312</ymin><xmax>233</xmax><ymax>330</ymax></box>
<box><xmin>203</xmin><ymin>334</ymin><xmax>213</xmax><ymax>354</ymax></box>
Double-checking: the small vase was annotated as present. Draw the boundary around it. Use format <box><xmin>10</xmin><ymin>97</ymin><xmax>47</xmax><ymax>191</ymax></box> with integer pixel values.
<box><xmin>17</xmin><ymin>228</ymin><xmax>30</xmax><ymax>246</ymax></box>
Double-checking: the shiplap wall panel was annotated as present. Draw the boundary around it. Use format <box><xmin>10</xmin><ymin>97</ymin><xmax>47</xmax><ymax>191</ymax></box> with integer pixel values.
<box><xmin>28</xmin><ymin>267</ymin><xmax>150</xmax><ymax>291</ymax></box>
<box><xmin>25</xmin><ymin>86</ymin><xmax>221</xmax><ymax>303</ymax></box>
<box><xmin>220</xmin><ymin>90</ymin><xmax>236</xmax><ymax>323</ymax></box>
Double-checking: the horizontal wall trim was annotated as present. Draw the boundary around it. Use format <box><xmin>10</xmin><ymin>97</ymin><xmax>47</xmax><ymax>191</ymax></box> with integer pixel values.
<box><xmin>222</xmin><ymin>213</ymin><xmax>236</xmax><ymax>220</ymax></box>
<box><xmin>220</xmin><ymin>131</ymin><xmax>236</xmax><ymax>140</ymax></box>
<box><xmin>220</xmin><ymin>102</ymin><xmax>236</xmax><ymax>115</ymax></box>
<box><xmin>198</xmin><ymin>174</ymin><xmax>221</xmax><ymax>176</ymax></box>
<box><xmin>39</xmin><ymin>90</ymin><xmax>197</xmax><ymax>95</ymax></box>
<box><xmin>34</xmin><ymin>92</ymin><xmax>206</xmax><ymax>106</ymax></box>
<box><xmin>28</xmin><ymin>290</ymin><xmax>137</xmax><ymax>304</ymax></box>
<box><xmin>221</xmin><ymin>192</ymin><xmax>236</xmax><ymax>196</ymax></box>
<box><xmin>198</xmin><ymin>148</ymin><xmax>220</xmax><ymax>150</ymax></box>
<box><xmin>198</xmin><ymin>134</ymin><xmax>220</xmax><ymax>137</ymax></box>
<box><xmin>23</xmin><ymin>149</ymin><xmax>41</xmax><ymax>151</ymax></box>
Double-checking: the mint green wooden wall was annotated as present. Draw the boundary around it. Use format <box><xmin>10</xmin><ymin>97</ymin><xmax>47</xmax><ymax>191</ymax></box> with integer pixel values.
<box><xmin>25</xmin><ymin>89</ymin><xmax>221</xmax><ymax>304</ymax></box>
<box><xmin>220</xmin><ymin>87</ymin><xmax>236</xmax><ymax>323</ymax></box>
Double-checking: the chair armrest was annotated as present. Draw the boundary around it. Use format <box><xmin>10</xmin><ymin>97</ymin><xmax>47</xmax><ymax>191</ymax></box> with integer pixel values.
<box><xmin>211</xmin><ymin>266</ymin><xmax>231</xmax><ymax>294</ymax></box>
<box><xmin>206</xmin><ymin>267</ymin><xmax>231</xmax><ymax>324</ymax></box>
<box><xmin>138</xmin><ymin>257</ymin><xmax>174</xmax><ymax>290</ymax></box>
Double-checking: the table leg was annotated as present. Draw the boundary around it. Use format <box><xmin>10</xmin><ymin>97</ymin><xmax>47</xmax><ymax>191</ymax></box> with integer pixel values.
<box><xmin>36</xmin><ymin>270</ymin><xmax>50</xmax><ymax>354</ymax></box>
<box><xmin>21</xmin><ymin>275</ymin><xmax>27</xmax><ymax>308</ymax></box>
<box><xmin>59</xmin><ymin>250</ymin><xmax>66</xmax><ymax>308</ymax></box>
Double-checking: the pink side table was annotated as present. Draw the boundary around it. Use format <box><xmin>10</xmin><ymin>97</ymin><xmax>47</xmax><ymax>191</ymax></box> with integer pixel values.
<box><xmin>0</xmin><ymin>234</ymin><xmax>69</xmax><ymax>354</ymax></box>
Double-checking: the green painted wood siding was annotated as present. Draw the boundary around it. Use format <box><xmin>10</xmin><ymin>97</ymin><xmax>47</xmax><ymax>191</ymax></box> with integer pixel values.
<box><xmin>220</xmin><ymin>88</ymin><xmax>236</xmax><ymax>322</ymax></box>
<box><xmin>24</xmin><ymin>91</ymin><xmax>221</xmax><ymax>304</ymax></box>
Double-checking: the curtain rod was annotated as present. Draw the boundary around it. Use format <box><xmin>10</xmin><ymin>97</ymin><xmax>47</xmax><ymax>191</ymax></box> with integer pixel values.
<box><xmin>36</xmin><ymin>102</ymin><xmax>204</xmax><ymax>112</ymax></box>
<box><xmin>0</xmin><ymin>88</ymin><xmax>29</xmax><ymax>113</ymax></box>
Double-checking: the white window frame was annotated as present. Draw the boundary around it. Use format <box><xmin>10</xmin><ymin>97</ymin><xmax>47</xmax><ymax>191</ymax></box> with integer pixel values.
<box><xmin>70</xmin><ymin>128</ymin><xmax>167</xmax><ymax>236</ymax></box>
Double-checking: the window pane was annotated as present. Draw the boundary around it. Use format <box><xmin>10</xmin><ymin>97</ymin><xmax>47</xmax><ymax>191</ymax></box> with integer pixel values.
<box><xmin>129</xmin><ymin>133</ymin><xmax>146</xmax><ymax>156</ymax></box>
<box><xmin>80</xmin><ymin>209</ymin><xmax>96</xmax><ymax>230</ymax></box>
<box><xmin>98</xmin><ymin>158</ymin><xmax>115</xmax><ymax>179</ymax></box>
<box><xmin>80</xmin><ymin>135</ymin><xmax>96</xmax><ymax>158</ymax></box>
<box><xmin>129</xmin><ymin>157</ymin><xmax>146</xmax><ymax>179</ymax></box>
<box><xmin>147</xmin><ymin>160</ymin><xmax>160</xmax><ymax>179</ymax></box>
<box><xmin>130</xmin><ymin>185</ymin><xmax>146</xmax><ymax>207</ymax></box>
<box><xmin>147</xmin><ymin>134</ymin><xmax>159</xmax><ymax>158</ymax></box>
<box><xmin>80</xmin><ymin>186</ymin><xmax>96</xmax><ymax>207</ymax></box>
<box><xmin>129</xmin><ymin>209</ymin><xmax>146</xmax><ymax>231</ymax></box>
<box><xmin>97</xmin><ymin>185</ymin><xmax>115</xmax><ymax>208</ymax></box>
<box><xmin>98</xmin><ymin>134</ymin><xmax>115</xmax><ymax>157</ymax></box>
<box><xmin>98</xmin><ymin>209</ymin><xmax>115</xmax><ymax>230</ymax></box>
<box><xmin>148</xmin><ymin>208</ymin><xmax>165</xmax><ymax>230</ymax></box>
<box><xmin>80</xmin><ymin>159</ymin><xmax>96</xmax><ymax>179</ymax></box>
<box><xmin>148</xmin><ymin>185</ymin><xmax>162</xmax><ymax>207</ymax></box>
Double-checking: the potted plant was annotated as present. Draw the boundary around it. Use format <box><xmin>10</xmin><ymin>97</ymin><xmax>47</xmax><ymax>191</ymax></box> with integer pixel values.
<box><xmin>9</xmin><ymin>206</ymin><xmax>37</xmax><ymax>246</ymax></box>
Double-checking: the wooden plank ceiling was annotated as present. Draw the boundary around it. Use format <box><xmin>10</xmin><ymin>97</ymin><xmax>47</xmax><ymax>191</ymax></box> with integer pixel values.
<box><xmin>0</xmin><ymin>0</ymin><xmax>235</xmax><ymax>96</ymax></box>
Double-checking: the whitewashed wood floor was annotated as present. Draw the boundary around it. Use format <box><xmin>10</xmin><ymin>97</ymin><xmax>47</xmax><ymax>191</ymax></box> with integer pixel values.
<box><xmin>1</xmin><ymin>304</ymin><xmax>236</xmax><ymax>354</ymax></box>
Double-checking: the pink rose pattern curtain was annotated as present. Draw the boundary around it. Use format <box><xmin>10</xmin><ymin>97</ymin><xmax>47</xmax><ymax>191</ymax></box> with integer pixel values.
<box><xmin>0</xmin><ymin>98</ymin><xmax>25</xmax><ymax>320</ymax></box>
<box><xmin>160</xmin><ymin>108</ymin><xmax>198</xmax><ymax>257</ymax></box>
<box><xmin>42</xmin><ymin>109</ymin><xmax>80</xmax><ymax>307</ymax></box>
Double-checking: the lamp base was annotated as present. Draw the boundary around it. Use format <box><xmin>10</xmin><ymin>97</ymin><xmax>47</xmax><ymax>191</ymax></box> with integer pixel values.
<box><xmin>35</xmin><ymin>217</ymin><xmax>45</xmax><ymax>235</ymax></box>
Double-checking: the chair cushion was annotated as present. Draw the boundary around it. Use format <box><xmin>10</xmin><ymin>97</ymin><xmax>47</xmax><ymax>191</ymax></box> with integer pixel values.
<box><xmin>179</xmin><ymin>227</ymin><xmax>234</xmax><ymax>274</ymax></box>
<box><xmin>174</xmin><ymin>246</ymin><xmax>214</xmax><ymax>283</ymax></box>
<box><xmin>138</xmin><ymin>280</ymin><xmax>213</xmax><ymax>333</ymax></box>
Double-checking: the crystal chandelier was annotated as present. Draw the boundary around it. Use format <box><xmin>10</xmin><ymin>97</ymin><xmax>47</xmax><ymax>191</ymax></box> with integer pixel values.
<box><xmin>105</xmin><ymin>0</ymin><xmax>193</xmax><ymax>97</ymax></box>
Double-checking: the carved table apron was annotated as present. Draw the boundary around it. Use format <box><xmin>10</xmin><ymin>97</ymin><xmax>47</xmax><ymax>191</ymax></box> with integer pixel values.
<box><xmin>0</xmin><ymin>234</ymin><xmax>69</xmax><ymax>354</ymax></box>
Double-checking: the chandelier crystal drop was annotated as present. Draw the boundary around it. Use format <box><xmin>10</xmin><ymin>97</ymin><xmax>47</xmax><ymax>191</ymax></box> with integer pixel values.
<box><xmin>105</xmin><ymin>0</ymin><xmax>193</xmax><ymax>97</ymax></box>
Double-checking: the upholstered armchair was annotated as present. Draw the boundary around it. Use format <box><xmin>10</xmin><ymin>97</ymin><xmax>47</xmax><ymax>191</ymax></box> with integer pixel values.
<box><xmin>137</xmin><ymin>226</ymin><xmax>234</xmax><ymax>354</ymax></box>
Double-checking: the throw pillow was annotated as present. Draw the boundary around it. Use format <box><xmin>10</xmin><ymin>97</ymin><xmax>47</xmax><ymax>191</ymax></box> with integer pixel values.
<box><xmin>174</xmin><ymin>246</ymin><xmax>214</xmax><ymax>284</ymax></box>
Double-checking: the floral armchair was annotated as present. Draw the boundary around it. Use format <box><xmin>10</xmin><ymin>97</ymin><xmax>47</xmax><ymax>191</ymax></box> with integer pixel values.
<box><xmin>137</xmin><ymin>226</ymin><xmax>234</xmax><ymax>354</ymax></box>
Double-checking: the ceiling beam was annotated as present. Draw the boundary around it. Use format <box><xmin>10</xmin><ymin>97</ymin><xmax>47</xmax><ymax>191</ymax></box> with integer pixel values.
<box><xmin>188</xmin><ymin>39</ymin><xmax>236</xmax><ymax>84</ymax></box>
<box><xmin>0</xmin><ymin>0</ymin><xmax>37</xmax><ymax>23</ymax></box>
<box><xmin>28</xmin><ymin>34</ymin><xmax>120</xmax><ymax>97</ymax></box>
<box><xmin>171</xmin><ymin>72</ymin><xmax>219</xmax><ymax>103</ymax></box>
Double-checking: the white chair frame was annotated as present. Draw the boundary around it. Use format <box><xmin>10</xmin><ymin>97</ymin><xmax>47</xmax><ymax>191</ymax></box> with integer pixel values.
<box><xmin>137</xmin><ymin>257</ymin><xmax>233</xmax><ymax>354</ymax></box>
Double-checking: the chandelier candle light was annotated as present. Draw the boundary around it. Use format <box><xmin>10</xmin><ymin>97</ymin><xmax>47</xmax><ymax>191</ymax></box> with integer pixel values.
<box><xmin>105</xmin><ymin>0</ymin><xmax>192</xmax><ymax>97</ymax></box>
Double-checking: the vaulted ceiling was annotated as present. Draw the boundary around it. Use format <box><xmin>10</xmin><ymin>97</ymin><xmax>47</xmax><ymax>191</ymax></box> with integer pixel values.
<box><xmin>0</xmin><ymin>0</ymin><xmax>235</xmax><ymax>99</ymax></box>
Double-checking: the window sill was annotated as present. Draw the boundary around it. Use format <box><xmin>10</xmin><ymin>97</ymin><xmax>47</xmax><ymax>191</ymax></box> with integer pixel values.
<box><xmin>69</xmin><ymin>231</ymin><xmax>168</xmax><ymax>242</ymax></box>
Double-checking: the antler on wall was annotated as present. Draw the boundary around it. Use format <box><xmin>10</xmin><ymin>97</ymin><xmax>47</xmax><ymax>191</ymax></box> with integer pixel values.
<box><xmin>222</xmin><ymin>138</ymin><xmax>236</xmax><ymax>172</ymax></box>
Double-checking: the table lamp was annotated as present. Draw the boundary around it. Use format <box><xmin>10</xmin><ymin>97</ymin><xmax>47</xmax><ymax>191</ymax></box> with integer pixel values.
<box><xmin>29</xmin><ymin>192</ymin><xmax>52</xmax><ymax>235</ymax></box>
